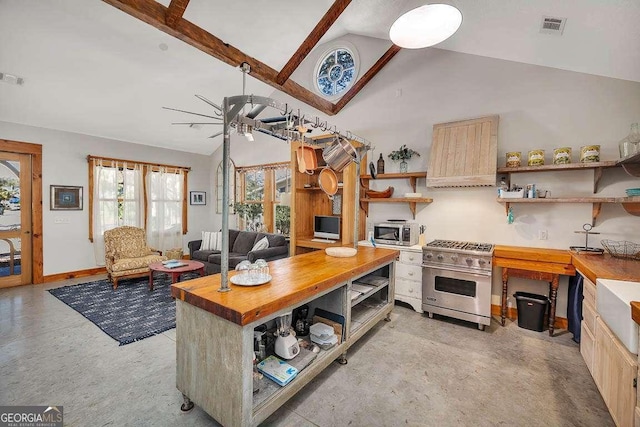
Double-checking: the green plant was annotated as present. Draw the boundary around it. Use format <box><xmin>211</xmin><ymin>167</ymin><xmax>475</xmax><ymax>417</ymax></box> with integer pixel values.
<box><xmin>275</xmin><ymin>205</ymin><xmax>290</xmax><ymax>236</ymax></box>
<box><xmin>388</xmin><ymin>145</ymin><xmax>420</xmax><ymax>161</ymax></box>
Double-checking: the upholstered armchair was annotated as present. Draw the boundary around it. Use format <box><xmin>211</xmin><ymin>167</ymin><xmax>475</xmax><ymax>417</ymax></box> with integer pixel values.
<box><xmin>104</xmin><ymin>226</ymin><xmax>166</xmax><ymax>289</ymax></box>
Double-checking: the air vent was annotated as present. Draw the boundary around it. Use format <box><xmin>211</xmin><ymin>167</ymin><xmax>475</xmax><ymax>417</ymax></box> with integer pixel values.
<box><xmin>540</xmin><ymin>16</ymin><xmax>566</xmax><ymax>35</ymax></box>
<box><xmin>0</xmin><ymin>72</ymin><xmax>24</xmax><ymax>85</ymax></box>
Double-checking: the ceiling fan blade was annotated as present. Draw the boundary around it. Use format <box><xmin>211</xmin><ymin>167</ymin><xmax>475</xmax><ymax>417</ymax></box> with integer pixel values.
<box><xmin>171</xmin><ymin>122</ymin><xmax>223</xmax><ymax>125</ymax></box>
<box><xmin>194</xmin><ymin>94</ymin><xmax>222</xmax><ymax>111</ymax></box>
<box><xmin>162</xmin><ymin>106</ymin><xmax>221</xmax><ymax>119</ymax></box>
<box><xmin>208</xmin><ymin>131</ymin><xmax>223</xmax><ymax>139</ymax></box>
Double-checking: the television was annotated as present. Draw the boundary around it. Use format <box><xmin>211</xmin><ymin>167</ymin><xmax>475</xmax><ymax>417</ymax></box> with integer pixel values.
<box><xmin>313</xmin><ymin>215</ymin><xmax>340</xmax><ymax>241</ymax></box>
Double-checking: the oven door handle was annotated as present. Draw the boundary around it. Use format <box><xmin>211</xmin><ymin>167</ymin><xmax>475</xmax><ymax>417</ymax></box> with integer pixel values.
<box><xmin>422</xmin><ymin>265</ymin><xmax>492</xmax><ymax>278</ymax></box>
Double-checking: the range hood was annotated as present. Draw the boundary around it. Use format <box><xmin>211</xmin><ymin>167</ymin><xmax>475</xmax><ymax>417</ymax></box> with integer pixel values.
<box><xmin>427</xmin><ymin>115</ymin><xmax>499</xmax><ymax>188</ymax></box>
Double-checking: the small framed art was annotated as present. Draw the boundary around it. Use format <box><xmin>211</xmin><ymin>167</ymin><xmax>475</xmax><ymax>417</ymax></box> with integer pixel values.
<box><xmin>190</xmin><ymin>191</ymin><xmax>206</xmax><ymax>205</ymax></box>
<box><xmin>51</xmin><ymin>185</ymin><xmax>83</xmax><ymax>210</ymax></box>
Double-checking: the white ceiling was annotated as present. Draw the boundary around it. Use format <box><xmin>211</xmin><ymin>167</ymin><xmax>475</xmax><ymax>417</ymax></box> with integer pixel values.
<box><xmin>1</xmin><ymin>0</ymin><xmax>639</xmax><ymax>155</ymax></box>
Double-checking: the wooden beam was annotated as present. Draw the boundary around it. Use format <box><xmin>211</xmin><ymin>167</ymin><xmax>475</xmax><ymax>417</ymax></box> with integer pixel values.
<box><xmin>102</xmin><ymin>0</ymin><xmax>336</xmax><ymax>115</ymax></box>
<box><xmin>165</xmin><ymin>0</ymin><xmax>190</xmax><ymax>28</ymax></box>
<box><xmin>333</xmin><ymin>44</ymin><xmax>401</xmax><ymax>114</ymax></box>
<box><xmin>276</xmin><ymin>0</ymin><xmax>352</xmax><ymax>85</ymax></box>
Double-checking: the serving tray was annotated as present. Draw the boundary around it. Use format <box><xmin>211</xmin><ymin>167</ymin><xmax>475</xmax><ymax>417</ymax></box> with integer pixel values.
<box><xmin>229</xmin><ymin>273</ymin><xmax>272</xmax><ymax>286</ymax></box>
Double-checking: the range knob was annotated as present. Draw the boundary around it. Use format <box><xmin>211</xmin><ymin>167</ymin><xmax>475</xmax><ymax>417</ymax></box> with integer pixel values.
<box><xmin>425</xmin><ymin>253</ymin><xmax>433</xmax><ymax>259</ymax></box>
<box><xmin>478</xmin><ymin>259</ymin><xmax>487</xmax><ymax>266</ymax></box>
<box><xmin>437</xmin><ymin>254</ymin><xmax>444</xmax><ymax>261</ymax></box>
<box><xmin>450</xmin><ymin>255</ymin><xmax>458</xmax><ymax>262</ymax></box>
<box><xmin>465</xmin><ymin>258</ymin><xmax>473</xmax><ymax>265</ymax></box>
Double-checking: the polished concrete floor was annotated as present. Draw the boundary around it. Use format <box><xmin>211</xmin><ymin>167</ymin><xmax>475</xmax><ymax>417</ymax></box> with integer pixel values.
<box><xmin>0</xmin><ymin>275</ymin><xmax>614</xmax><ymax>427</ymax></box>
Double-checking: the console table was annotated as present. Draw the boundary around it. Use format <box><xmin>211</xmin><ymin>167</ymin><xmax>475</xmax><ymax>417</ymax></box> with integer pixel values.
<box><xmin>493</xmin><ymin>246</ymin><xmax>576</xmax><ymax>336</ymax></box>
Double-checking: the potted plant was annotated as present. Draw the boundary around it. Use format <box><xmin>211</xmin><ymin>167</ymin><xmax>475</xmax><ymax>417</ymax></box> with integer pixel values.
<box><xmin>388</xmin><ymin>145</ymin><xmax>420</xmax><ymax>173</ymax></box>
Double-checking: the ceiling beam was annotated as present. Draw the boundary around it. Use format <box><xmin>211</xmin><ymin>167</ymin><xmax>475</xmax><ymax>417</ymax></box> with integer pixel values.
<box><xmin>165</xmin><ymin>0</ymin><xmax>190</xmax><ymax>28</ymax></box>
<box><xmin>102</xmin><ymin>0</ymin><xmax>336</xmax><ymax>115</ymax></box>
<box><xmin>333</xmin><ymin>44</ymin><xmax>401</xmax><ymax>114</ymax></box>
<box><xmin>275</xmin><ymin>0</ymin><xmax>352</xmax><ymax>85</ymax></box>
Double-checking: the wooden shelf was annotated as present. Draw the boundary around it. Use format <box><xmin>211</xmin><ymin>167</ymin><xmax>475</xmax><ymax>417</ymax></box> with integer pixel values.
<box><xmin>497</xmin><ymin>196</ymin><xmax>640</xmax><ymax>225</ymax></box>
<box><xmin>360</xmin><ymin>172</ymin><xmax>427</xmax><ymax>193</ymax></box>
<box><xmin>359</xmin><ymin>197</ymin><xmax>433</xmax><ymax>219</ymax></box>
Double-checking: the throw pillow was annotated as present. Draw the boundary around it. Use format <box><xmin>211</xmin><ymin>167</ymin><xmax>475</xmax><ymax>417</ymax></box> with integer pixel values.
<box><xmin>201</xmin><ymin>231</ymin><xmax>222</xmax><ymax>251</ymax></box>
<box><xmin>251</xmin><ymin>236</ymin><xmax>269</xmax><ymax>252</ymax></box>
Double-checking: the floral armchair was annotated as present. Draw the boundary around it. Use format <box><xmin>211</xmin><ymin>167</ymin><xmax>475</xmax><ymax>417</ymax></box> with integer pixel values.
<box><xmin>104</xmin><ymin>226</ymin><xmax>166</xmax><ymax>289</ymax></box>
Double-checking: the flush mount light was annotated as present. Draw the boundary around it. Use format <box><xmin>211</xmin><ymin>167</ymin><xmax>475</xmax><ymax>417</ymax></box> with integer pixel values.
<box><xmin>389</xmin><ymin>4</ymin><xmax>462</xmax><ymax>49</ymax></box>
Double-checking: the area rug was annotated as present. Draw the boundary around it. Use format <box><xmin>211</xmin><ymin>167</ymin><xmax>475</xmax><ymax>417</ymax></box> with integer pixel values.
<box><xmin>48</xmin><ymin>272</ymin><xmax>199</xmax><ymax>346</ymax></box>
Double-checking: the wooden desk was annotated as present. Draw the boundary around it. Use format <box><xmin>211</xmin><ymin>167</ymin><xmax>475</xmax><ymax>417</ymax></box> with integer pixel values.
<box><xmin>493</xmin><ymin>245</ymin><xmax>576</xmax><ymax>336</ymax></box>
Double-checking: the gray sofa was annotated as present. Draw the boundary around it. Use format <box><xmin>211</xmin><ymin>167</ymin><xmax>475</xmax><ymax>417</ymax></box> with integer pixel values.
<box><xmin>188</xmin><ymin>229</ymin><xmax>289</xmax><ymax>275</ymax></box>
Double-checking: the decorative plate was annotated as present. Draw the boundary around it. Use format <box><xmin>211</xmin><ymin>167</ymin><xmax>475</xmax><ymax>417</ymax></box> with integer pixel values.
<box><xmin>229</xmin><ymin>273</ymin><xmax>272</xmax><ymax>286</ymax></box>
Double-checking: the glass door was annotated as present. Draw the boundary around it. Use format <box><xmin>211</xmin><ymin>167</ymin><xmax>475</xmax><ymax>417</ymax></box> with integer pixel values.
<box><xmin>0</xmin><ymin>151</ymin><xmax>32</xmax><ymax>287</ymax></box>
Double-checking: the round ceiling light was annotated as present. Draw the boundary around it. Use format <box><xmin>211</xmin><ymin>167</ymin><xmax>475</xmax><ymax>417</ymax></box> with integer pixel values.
<box><xmin>389</xmin><ymin>4</ymin><xmax>463</xmax><ymax>49</ymax></box>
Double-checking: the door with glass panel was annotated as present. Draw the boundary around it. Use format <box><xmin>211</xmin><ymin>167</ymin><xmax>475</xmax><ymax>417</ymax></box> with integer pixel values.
<box><xmin>0</xmin><ymin>151</ymin><xmax>32</xmax><ymax>287</ymax></box>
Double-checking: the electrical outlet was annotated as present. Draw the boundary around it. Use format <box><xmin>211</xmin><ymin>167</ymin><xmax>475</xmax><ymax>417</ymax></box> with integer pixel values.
<box><xmin>538</xmin><ymin>229</ymin><xmax>548</xmax><ymax>240</ymax></box>
<box><xmin>54</xmin><ymin>217</ymin><xmax>64</xmax><ymax>224</ymax></box>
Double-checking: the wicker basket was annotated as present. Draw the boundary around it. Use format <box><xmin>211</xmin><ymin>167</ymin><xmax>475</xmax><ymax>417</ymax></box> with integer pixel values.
<box><xmin>600</xmin><ymin>240</ymin><xmax>640</xmax><ymax>260</ymax></box>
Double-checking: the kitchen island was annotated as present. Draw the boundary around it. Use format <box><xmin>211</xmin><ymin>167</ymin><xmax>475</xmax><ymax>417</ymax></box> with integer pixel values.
<box><xmin>171</xmin><ymin>246</ymin><xmax>398</xmax><ymax>427</ymax></box>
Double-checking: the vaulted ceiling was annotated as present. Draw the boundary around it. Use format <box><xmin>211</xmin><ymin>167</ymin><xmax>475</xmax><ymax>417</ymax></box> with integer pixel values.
<box><xmin>1</xmin><ymin>0</ymin><xmax>639</xmax><ymax>155</ymax></box>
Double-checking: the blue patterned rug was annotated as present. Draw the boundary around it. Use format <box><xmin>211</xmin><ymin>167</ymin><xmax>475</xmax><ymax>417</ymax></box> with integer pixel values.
<box><xmin>48</xmin><ymin>273</ymin><xmax>199</xmax><ymax>346</ymax></box>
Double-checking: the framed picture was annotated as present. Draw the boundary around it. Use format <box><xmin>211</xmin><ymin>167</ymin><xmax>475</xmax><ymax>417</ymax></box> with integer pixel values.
<box><xmin>50</xmin><ymin>185</ymin><xmax>83</xmax><ymax>210</ymax></box>
<box><xmin>190</xmin><ymin>191</ymin><xmax>206</xmax><ymax>205</ymax></box>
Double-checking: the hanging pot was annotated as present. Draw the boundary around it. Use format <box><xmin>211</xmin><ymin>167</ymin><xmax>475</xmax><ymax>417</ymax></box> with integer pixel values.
<box><xmin>318</xmin><ymin>167</ymin><xmax>338</xmax><ymax>200</ymax></box>
<box><xmin>322</xmin><ymin>136</ymin><xmax>357</xmax><ymax>172</ymax></box>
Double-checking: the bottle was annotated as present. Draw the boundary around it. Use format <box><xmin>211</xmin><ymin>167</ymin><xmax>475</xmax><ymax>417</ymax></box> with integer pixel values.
<box><xmin>377</xmin><ymin>153</ymin><xmax>385</xmax><ymax>174</ymax></box>
<box><xmin>619</xmin><ymin>123</ymin><xmax>640</xmax><ymax>159</ymax></box>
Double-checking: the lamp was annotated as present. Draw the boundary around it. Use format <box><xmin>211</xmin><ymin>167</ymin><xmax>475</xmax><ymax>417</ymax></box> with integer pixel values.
<box><xmin>389</xmin><ymin>3</ymin><xmax>462</xmax><ymax>49</ymax></box>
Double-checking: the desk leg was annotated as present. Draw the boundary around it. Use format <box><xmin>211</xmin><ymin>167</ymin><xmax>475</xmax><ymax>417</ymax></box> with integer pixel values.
<box><xmin>548</xmin><ymin>275</ymin><xmax>559</xmax><ymax>336</ymax></box>
<box><xmin>501</xmin><ymin>268</ymin><xmax>508</xmax><ymax>326</ymax></box>
<box><xmin>149</xmin><ymin>270</ymin><xmax>155</xmax><ymax>291</ymax></box>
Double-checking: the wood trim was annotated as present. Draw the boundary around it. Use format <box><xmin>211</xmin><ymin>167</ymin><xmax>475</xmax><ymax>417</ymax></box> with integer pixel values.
<box><xmin>0</xmin><ymin>139</ymin><xmax>43</xmax><ymax>284</ymax></box>
<box><xmin>491</xmin><ymin>304</ymin><xmax>568</xmax><ymax>329</ymax></box>
<box><xmin>333</xmin><ymin>44</ymin><xmax>401</xmax><ymax>114</ymax></box>
<box><xmin>43</xmin><ymin>267</ymin><xmax>107</xmax><ymax>283</ymax></box>
<box><xmin>86</xmin><ymin>154</ymin><xmax>191</xmax><ymax>171</ymax></box>
<box><xmin>102</xmin><ymin>0</ymin><xmax>336</xmax><ymax>116</ymax></box>
<box><xmin>165</xmin><ymin>0</ymin><xmax>189</xmax><ymax>28</ymax></box>
<box><xmin>236</xmin><ymin>161</ymin><xmax>290</xmax><ymax>172</ymax></box>
<box><xmin>275</xmin><ymin>0</ymin><xmax>352</xmax><ymax>85</ymax></box>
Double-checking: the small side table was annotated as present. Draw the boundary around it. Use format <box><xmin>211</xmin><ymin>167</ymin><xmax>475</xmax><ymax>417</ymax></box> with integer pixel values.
<box><xmin>148</xmin><ymin>260</ymin><xmax>205</xmax><ymax>291</ymax></box>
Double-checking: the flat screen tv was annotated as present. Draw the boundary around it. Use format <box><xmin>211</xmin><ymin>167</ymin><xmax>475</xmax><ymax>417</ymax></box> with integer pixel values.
<box><xmin>314</xmin><ymin>215</ymin><xmax>340</xmax><ymax>240</ymax></box>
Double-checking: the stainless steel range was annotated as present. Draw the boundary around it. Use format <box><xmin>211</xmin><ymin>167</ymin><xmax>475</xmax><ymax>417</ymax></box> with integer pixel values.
<box><xmin>422</xmin><ymin>239</ymin><xmax>494</xmax><ymax>330</ymax></box>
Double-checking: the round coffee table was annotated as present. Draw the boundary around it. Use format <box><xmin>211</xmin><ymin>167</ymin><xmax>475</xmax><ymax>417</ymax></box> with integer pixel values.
<box><xmin>148</xmin><ymin>260</ymin><xmax>205</xmax><ymax>290</ymax></box>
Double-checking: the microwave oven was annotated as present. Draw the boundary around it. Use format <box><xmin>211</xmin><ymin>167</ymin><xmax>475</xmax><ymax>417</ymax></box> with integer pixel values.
<box><xmin>373</xmin><ymin>222</ymin><xmax>419</xmax><ymax>246</ymax></box>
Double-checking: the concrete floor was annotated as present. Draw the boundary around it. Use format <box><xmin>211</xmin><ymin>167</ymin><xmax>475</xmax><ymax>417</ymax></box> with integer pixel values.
<box><xmin>0</xmin><ymin>275</ymin><xmax>614</xmax><ymax>427</ymax></box>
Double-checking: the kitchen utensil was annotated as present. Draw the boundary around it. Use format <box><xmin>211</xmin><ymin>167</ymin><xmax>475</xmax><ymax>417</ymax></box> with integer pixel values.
<box><xmin>322</xmin><ymin>135</ymin><xmax>357</xmax><ymax>172</ymax></box>
<box><xmin>318</xmin><ymin>167</ymin><xmax>338</xmax><ymax>199</ymax></box>
<box><xmin>569</xmin><ymin>223</ymin><xmax>604</xmax><ymax>254</ymax></box>
<box><xmin>364</xmin><ymin>187</ymin><xmax>394</xmax><ymax>198</ymax></box>
<box><xmin>536</xmin><ymin>189</ymin><xmax>550</xmax><ymax>198</ymax></box>
<box><xmin>275</xmin><ymin>311</ymin><xmax>300</xmax><ymax>360</ymax></box>
<box><xmin>600</xmin><ymin>240</ymin><xmax>640</xmax><ymax>260</ymax></box>
<box><xmin>369</xmin><ymin>161</ymin><xmax>377</xmax><ymax>179</ymax></box>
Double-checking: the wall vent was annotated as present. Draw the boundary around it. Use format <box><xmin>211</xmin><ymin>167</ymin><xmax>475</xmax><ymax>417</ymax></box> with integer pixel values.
<box><xmin>540</xmin><ymin>16</ymin><xmax>566</xmax><ymax>35</ymax></box>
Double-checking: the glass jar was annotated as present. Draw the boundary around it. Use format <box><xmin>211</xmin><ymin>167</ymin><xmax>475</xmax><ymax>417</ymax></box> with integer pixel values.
<box><xmin>254</xmin><ymin>259</ymin><xmax>269</xmax><ymax>276</ymax></box>
<box><xmin>619</xmin><ymin>123</ymin><xmax>640</xmax><ymax>159</ymax></box>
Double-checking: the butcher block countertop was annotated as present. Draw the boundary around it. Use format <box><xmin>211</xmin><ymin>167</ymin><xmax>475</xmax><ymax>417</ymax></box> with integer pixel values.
<box><xmin>171</xmin><ymin>246</ymin><xmax>399</xmax><ymax>326</ymax></box>
<box><xmin>571</xmin><ymin>252</ymin><xmax>640</xmax><ymax>284</ymax></box>
<box><xmin>493</xmin><ymin>245</ymin><xmax>575</xmax><ymax>275</ymax></box>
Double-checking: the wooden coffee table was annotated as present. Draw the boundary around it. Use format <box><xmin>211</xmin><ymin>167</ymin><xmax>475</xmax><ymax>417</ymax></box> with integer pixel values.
<box><xmin>148</xmin><ymin>260</ymin><xmax>205</xmax><ymax>291</ymax></box>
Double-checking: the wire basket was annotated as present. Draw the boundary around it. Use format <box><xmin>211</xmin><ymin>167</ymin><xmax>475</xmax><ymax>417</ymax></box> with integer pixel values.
<box><xmin>600</xmin><ymin>240</ymin><xmax>640</xmax><ymax>260</ymax></box>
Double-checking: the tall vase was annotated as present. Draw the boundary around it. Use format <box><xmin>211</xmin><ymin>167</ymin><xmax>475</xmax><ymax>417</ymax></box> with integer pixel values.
<box><xmin>399</xmin><ymin>160</ymin><xmax>408</xmax><ymax>173</ymax></box>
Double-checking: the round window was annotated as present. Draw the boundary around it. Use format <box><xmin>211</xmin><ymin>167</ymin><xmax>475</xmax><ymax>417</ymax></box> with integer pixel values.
<box><xmin>314</xmin><ymin>47</ymin><xmax>358</xmax><ymax>98</ymax></box>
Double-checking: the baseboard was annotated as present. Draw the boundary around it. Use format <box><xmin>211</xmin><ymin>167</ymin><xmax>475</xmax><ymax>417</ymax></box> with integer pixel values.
<box><xmin>491</xmin><ymin>304</ymin><xmax>568</xmax><ymax>329</ymax></box>
<box><xmin>43</xmin><ymin>267</ymin><xmax>107</xmax><ymax>283</ymax></box>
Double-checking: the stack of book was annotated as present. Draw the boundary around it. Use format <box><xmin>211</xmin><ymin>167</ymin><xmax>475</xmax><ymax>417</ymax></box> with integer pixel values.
<box><xmin>162</xmin><ymin>260</ymin><xmax>187</xmax><ymax>269</ymax></box>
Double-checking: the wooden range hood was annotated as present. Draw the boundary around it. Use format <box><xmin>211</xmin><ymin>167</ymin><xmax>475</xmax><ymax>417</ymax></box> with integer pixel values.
<box><xmin>427</xmin><ymin>115</ymin><xmax>499</xmax><ymax>188</ymax></box>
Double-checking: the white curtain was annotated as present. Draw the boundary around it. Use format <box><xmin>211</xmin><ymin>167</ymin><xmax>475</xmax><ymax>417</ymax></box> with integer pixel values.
<box><xmin>146</xmin><ymin>167</ymin><xmax>184</xmax><ymax>252</ymax></box>
<box><xmin>92</xmin><ymin>159</ymin><xmax>144</xmax><ymax>265</ymax></box>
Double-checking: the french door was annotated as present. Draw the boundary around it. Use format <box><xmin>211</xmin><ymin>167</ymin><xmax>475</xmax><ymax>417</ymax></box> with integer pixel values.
<box><xmin>0</xmin><ymin>151</ymin><xmax>32</xmax><ymax>287</ymax></box>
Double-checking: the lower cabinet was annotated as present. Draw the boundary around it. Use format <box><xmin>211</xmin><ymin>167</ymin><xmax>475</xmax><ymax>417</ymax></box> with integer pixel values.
<box><xmin>394</xmin><ymin>249</ymin><xmax>423</xmax><ymax>313</ymax></box>
<box><xmin>594</xmin><ymin>316</ymin><xmax>637</xmax><ymax>427</ymax></box>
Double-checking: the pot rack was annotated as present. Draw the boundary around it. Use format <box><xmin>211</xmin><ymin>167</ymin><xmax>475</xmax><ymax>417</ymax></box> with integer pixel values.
<box><xmin>216</xmin><ymin>93</ymin><xmax>371</xmax><ymax>292</ymax></box>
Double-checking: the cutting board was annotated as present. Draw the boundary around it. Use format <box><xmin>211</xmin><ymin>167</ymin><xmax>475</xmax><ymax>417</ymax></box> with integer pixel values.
<box><xmin>427</xmin><ymin>115</ymin><xmax>499</xmax><ymax>187</ymax></box>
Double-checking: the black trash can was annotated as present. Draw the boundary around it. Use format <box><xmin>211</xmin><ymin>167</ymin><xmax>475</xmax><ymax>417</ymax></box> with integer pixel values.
<box><xmin>513</xmin><ymin>292</ymin><xmax>549</xmax><ymax>332</ymax></box>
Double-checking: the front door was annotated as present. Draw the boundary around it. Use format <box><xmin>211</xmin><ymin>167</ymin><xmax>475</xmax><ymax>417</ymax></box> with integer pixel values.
<box><xmin>0</xmin><ymin>151</ymin><xmax>32</xmax><ymax>287</ymax></box>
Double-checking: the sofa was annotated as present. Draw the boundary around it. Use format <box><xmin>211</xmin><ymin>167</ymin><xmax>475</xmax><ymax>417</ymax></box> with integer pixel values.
<box><xmin>188</xmin><ymin>229</ymin><xmax>289</xmax><ymax>275</ymax></box>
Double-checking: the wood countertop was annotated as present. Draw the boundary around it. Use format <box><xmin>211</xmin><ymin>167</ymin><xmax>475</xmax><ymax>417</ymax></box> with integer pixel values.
<box><xmin>493</xmin><ymin>245</ymin><xmax>575</xmax><ymax>275</ymax></box>
<box><xmin>171</xmin><ymin>246</ymin><xmax>399</xmax><ymax>326</ymax></box>
<box><xmin>571</xmin><ymin>252</ymin><xmax>640</xmax><ymax>284</ymax></box>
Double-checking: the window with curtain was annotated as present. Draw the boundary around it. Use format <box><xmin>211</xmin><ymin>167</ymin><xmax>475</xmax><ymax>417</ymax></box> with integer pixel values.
<box><xmin>236</xmin><ymin>162</ymin><xmax>290</xmax><ymax>235</ymax></box>
<box><xmin>88</xmin><ymin>156</ymin><xmax>189</xmax><ymax>264</ymax></box>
